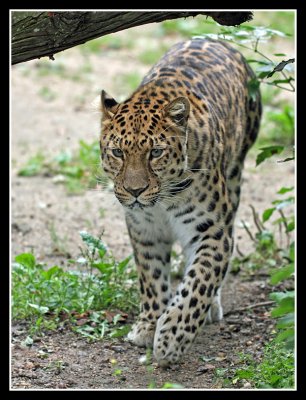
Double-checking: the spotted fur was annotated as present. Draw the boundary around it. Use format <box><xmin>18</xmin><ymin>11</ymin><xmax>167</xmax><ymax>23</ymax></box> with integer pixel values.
<box><xmin>99</xmin><ymin>38</ymin><xmax>261</xmax><ymax>366</ymax></box>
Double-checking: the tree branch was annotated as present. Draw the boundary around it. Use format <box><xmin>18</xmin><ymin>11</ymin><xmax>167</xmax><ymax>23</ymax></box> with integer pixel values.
<box><xmin>11</xmin><ymin>11</ymin><xmax>253</xmax><ymax>65</ymax></box>
<box><xmin>224</xmin><ymin>300</ymin><xmax>275</xmax><ymax>317</ymax></box>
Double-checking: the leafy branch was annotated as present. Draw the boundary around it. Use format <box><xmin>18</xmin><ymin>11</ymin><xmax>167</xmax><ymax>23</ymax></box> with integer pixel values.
<box><xmin>195</xmin><ymin>25</ymin><xmax>295</xmax><ymax>92</ymax></box>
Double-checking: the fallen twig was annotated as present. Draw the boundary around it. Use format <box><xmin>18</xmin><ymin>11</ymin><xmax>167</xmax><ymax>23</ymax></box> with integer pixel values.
<box><xmin>224</xmin><ymin>300</ymin><xmax>275</xmax><ymax>316</ymax></box>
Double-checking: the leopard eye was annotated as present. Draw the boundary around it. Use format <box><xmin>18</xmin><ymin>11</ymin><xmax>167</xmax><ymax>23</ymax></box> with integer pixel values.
<box><xmin>151</xmin><ymin>148</ymin><xmax>164</xmax><ymax>158</ymax></box>
<box><xmin>112</xmin><ymin>148</ymin><xmax>124</xmax><ymax>158</ymax></box>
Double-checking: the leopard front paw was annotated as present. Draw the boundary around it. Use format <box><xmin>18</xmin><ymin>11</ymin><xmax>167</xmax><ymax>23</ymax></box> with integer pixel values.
<box><xmin>127</xmin><ymin>318</ymin><xmax>156</xmax><ymax>348</ymax></box>
<box><xmin>153</xmin><ymin>308</ymin><xmax>193</xmax><ymax>366</ymax></box>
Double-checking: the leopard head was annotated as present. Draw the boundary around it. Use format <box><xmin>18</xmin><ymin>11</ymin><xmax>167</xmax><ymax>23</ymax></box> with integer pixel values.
<box><xmin>99</xmin><ymin>90</ymin><xmax>190</xmax><ymax>209</ymax></box>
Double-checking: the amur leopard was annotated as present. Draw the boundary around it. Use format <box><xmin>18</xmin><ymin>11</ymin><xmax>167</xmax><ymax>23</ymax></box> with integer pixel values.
<box><xmin>99</xmin><ymin>38</ymin><xmax>261</xmax><ymax>366</ymax></box>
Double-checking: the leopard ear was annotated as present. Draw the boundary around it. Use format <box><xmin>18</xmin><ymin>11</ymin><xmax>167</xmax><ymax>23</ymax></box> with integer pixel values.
<box><xmin>163</xmin><ymin>97</ymin><xmax>190</xmax><ymax>126</ymax></box>
<box><xmin>101</xmin><ymin>90</ymin><xmax>119</xmax><ymax>119</ymax></box>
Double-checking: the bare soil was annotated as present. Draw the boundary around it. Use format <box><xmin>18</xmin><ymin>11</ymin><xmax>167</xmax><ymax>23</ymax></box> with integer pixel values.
<box><xmin>11</xmin><ymin>25</ymin><xmax>294</xmax><ymax>389</ymax></box>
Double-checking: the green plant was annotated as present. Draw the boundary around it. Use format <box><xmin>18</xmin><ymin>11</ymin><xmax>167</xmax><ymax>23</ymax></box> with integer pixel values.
<box><xmin>38</xmin><ymin>86</ymin><xmax>57</xmax><ymax>102</ymax></box>
<box><xmin>138</xmin><ymin>47</ymin><xmax>168</xmax><ymax>65</ymax></box>
<box><xmin>196</xmin><ymin>22</ymin><xmax>295</xmax><ymax>149</ymax></box>
<box><xmin>18</xmin><ymin>153</ymin><xmax>45</xmax><ymax>176</ymax></box>
<box><xmin>18</xmin><ymin>140</ymin><xmax>106</xmax><ymax>194</ymax></box>
<box><xmin>160</xmin><ymin>17</ymin><xmax>219</xmax><ymax>37</ymax></box>
<box><xmin>116</xmin><ymin>72</ymin><xmax>142</xmax><ymax>94</ymax></box>
<box><xmin>12</xmin><ymin>232</ymin><xmax>138</xmax><ymax>338</ymax></box>
<box><xmin>233</xmin><ymin>340</ymin><xmax>294</xmax><ymax>388</ymax></box>
<box><xmin>48</xmin><ymin>222</ymin><xmax>70</xmax><ymax>257</ymax></box>
<box><xmin>79</xmin><ymin>35</ymin><xmax>134</xmax><ymax>54</ymax></box>
<box><xmin>269</xmin><ymin>239</ymin><xmax>294</xmax><ymax>349</ymax></box>
<box><xmin>196</xmin><ymin>25</ymin><xmax>294</xmax><ymax>92</ymax></box>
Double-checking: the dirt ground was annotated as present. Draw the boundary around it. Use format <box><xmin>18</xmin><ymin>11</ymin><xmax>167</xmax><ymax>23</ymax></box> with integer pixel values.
<box><xmin>11</xmin><ymin>24</ymin><xmax>295</xmax><ymax>390</ymax></box>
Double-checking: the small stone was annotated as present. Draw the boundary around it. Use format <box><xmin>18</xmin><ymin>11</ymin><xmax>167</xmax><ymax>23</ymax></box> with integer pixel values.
<box><xmin>215</xmin><ymin>356</ymin><xmax>227</xmax><ymax>361</ymax></box>
<box><xmin>246</xmin><ymin>340</ymin><xmax>253</xmax><ymax>346</ymax></box>
<box><xmin>243</xmin><ymin>382</ymin><xmax>252</xmax><ymax>388</ymax></box>
<box><xmin>12</xmin><ymin>222</ymin><xmax>32</xmax><ymax>235</ymax></box>
<box><xmin>196</xmin><ymin>366</ymin><xmax>208</xmax><ymax>375</ymax></box>
<box><xmin>111</xmin><ymin>346</ymin><xmax>125</xmax><ymax>353</ymax></box>
<box><xmin>138</xmin><ymin>355</ymin><xmax>147</xmax><ymax>364</ymax></box>
<box><xmin>196</xmin><ymin>364</ymin><xmax>216</xmax><ymax>374</ymax></box>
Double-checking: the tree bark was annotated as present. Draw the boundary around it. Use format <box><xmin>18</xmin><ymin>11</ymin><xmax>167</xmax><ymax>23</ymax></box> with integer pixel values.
<box><xmin>11</xmin><ymin>11</ymin><xmax>253</xmax><ymax>65</ymax></box>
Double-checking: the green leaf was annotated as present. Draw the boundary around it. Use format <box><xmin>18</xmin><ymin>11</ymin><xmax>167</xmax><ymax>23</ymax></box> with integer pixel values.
<box><xmin>274</xmin><ymin>53</ymin><xmax>286</xmax><ymax>57</ymax></box>
<box><xmin>270</xmin><ymin>291</ymin><xmax>294</xmax><ymax>303</ymax></box>
<box><xmin>271</xmin><ymin>297</ymin><xmax>294</xmax><ymax>317</ymax></box>
<box><xmin>289</xmin><ymin>242</ymin><xmax>295</xmax><ymax>262</ymax></box>
<box><xmin>236</xmin><ymin>369</ymin><xmax>254</xmax><ymax>379</ymax></box>
<box><xmin>18</xmin><ymin>154</ymin><xmax>45</xmax><ymax>176</ymax></box>
<box><xmin>247</xmin><ymin>59</ymin><xmax>271</xmax><ymax>65</ymax></box>
<box><xmin>270</xmin><ymin>78</ymin><xmax>295</xmax><ymax>85</ymax></box>
<box><xmin>45</xmin><ymin>266</ymin><xmax>63</xmax><ymax>280</ymax></box>
<box><xmin>262</xmin><ymin>207</ymin><xmax>276</xmax><ymax>222</ymax></box>
<box><xmin>270</xmin><ymin>264</ymin><xmax>294</xmax><ymax>285</ymax></box>
<box><xmin>117</xmin><ymin>256</ymin><xmax>132</xmax><ymax>273</ymax></box>
<box><xmin>162</xmin><ymin>382</ymin><xmax>184</xmax><ymax>389</ymax></box>
<box><xmin>275</xmin><ymin>328</ymin><xmax>294</xmax><ymax>344</ymax></box>
<box><xmin>247</xmin><ymin>78</ymin><xmax>260</xmax><ymax>101</ymax></box>
<box><xmin>286</xmin><ymin>221</ymin><xmax>295</xmax><ymax>232</ymax></box>
<box><xmin>15</xmin><ymin>253</ymin><xmax>36</xmax><ymax>269</ymax></box>
<box><xmin>79</xmin><ymin>231</ymin><xmax>107</xmax><ymax>253</ymax></box>
<box><xmin>276</xmin><ymin>313</ymin><xmax>294</xmax><ymax>329</ymax></box>
<box><xmin>109</xmin><ymin>325</ymin><xmax>131</xmax><ymax>338</ymax></box>
<box><xmin>21</xmin><ymin>336</ymin><xmax>33</xmax><ymax>347</ymax></box>
<box><xmin>266</xmin><ymin>59</ymin><xmax>295</xmax><ymax>78</ymax></box>
<box><xmin>28</xmin><ymin>303</ymin><xmax>50</xmax><ymax>314</ymax></box>
<box><xmin>272</xmin><ymin>196</ymin><xmax>294</xmax><ymax>210</ymax></box>
<box><xmin>92</xmin><ymin>262</ymin><xmax>113</xmax><ymax>275</ymax></box>
<box><xmin>277</xmin><ymin>187</ymin><xmax>294</xmax><ymax>194</ymax></box>
<box><xmin>256</xmin><ymin>146</ymin><xmax>284</xmax><ymax>166</ymax></box>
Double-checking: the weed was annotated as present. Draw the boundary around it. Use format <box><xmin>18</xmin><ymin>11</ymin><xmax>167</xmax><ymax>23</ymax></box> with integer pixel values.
<box><xmin>18</xmin><ymin>153</ymin><xmax>45</xmax><ymax>177</ymax></box>
<box><xmin>116</xmin><ymin>72</ymin><xmax>142</xmax><ymax>94</ymax></box>
<box><xmin>48</xmin><ymin>221</ymin><xmax>70</xmax><ymax>257</ymax></box>
<box><xmin>233</xmin><ymin>340</ymin><xmax>294</xmax><ymax>388</ymax></box>
<box><xmin>18</xmin><ymin>140</ymin><xmax>105</xmax><ymax>194</ymax></box>
<box><xmin>79</xmin><ymin>35</ymin><xmax>134</xmax><ymax>55</ymax></box>
<box><xmin>38</xmin><ymin>86</ymin><xmax>57</xmax><ymax>102</ymax></box>
<box><xmin>160</xmin><ymin>16</ymin><xmax>218</xmax><ymax>37</ymax></box>
<box><xmin>138</xmin><ymin>47</ymin><xmax>168</xmax><ymax>65</ymax></box>
<box><xmin>233</xmin><ymin>185</ymin><xmax>294</xmax><ymax>274</ymax></box>
<box><xmin>12</xmin><ymin>232</ymin><xmax>138</xmax><ymax>338</ymax></box>
<box><xmin>160</xmin><ymin>11</ymin><xmax>294</xmax><ymax>40</ymax></box>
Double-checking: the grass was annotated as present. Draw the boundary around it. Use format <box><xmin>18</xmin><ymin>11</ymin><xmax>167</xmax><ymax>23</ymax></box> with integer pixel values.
<box><xmin>115</xmin><ymin>72</ymin><xmax>142</xmax><ymax>94</ymax></box>
<box><xmin>258</xmin><ymin>87</ymin><xmax>294</xmax><ymax>148</ymax></box>
<box><xmin>138</xmin><ymin>46</ymin><xmax>169</xmax><ymax>65</ymax></box>
<box><xmin>233</xmin><ymin>340</ymin><xmax>294</xmax><ymax>388</ymax></box>
<box><xmin>79</xmin><ymin>35</ymin><xmax>134</xmax><ymax>54</ymax></box>
<box><xmin>227</xmin><ymin>186</ymin><xmax>295</xmax><ymax>389</ymax></box>
<box><xmin>18</xmin><ymin>140</ymin><xmax>104</xmax><ymax>194</ymax></box>
<box><xmin>48</xmin><ymin>222</ymin><xmax>70</xmax><ymax>257</ymax></box>
<box><xmin>232</xmin><ymin>187</ymin><xmax>294</xmax><ymax>274</ymax></box>
<box><xmin>12</xmin><ymin>231</ymin><xmax>138</xmax><ymax>339</ymax></box>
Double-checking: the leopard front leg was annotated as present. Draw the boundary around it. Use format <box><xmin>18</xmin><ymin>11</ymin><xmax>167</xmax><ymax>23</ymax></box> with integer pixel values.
<box><xmin>125</xmin><ymin>212</ymin><xmax>173</xmax><ymax>348</ymax></box>
<box><xmin>153</xmin><ymin>220</ymin><xmax>234</xmax><ymax>366</ymax></box>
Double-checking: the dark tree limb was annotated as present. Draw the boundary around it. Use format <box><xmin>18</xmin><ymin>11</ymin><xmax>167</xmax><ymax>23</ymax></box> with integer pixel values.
<box><xmin>11</xmin><ymin>11</ymin><xmax>253</xmax><ymax>65</ymax></box>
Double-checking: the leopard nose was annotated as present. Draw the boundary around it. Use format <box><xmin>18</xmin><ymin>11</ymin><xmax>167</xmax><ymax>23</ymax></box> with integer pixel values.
<box><xmin>124</xmin><ymin>185</ymin><xmax>149</xmax><ymax>198</ymax></box>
